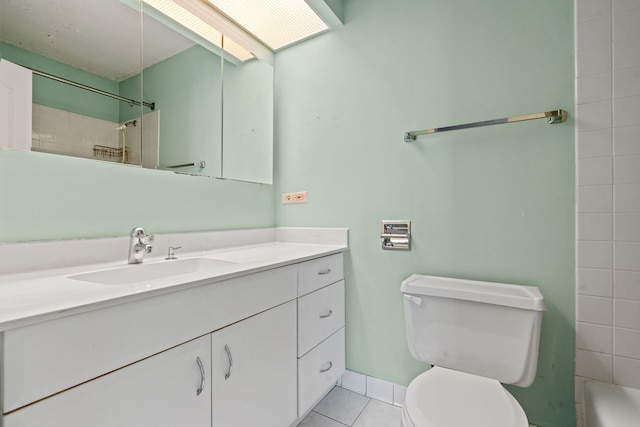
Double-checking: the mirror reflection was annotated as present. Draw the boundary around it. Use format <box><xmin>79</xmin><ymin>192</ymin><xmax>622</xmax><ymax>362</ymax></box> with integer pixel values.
<box><xmin>1</xmin><ymin>0</ymin><xmax>274</xmax><ymax>184</ymax></box>
<box><xmin>141</xmin><ymin>3</ymin><xmax>223</xmax><ymax>176</ymax></box>
<box><xmin>1</xmin><ymin>0</ymin><xmax>146</xmax><ymax>165</ymax></box>
<box><xmin>222</xmin><ymin>48</ymin><xmax>273</xmax><ymax>184</ymax></box>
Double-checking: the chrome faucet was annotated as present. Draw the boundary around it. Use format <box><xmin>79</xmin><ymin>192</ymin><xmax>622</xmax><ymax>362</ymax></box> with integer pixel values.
<box><xmin>128</xmin><ymin>227</ymin><xmax>154</xmax><ymax>264</ymax></box>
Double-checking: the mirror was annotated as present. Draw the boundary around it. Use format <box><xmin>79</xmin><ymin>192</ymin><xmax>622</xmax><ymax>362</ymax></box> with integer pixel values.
<box><xmin>0</xmin><ymin>0</ymin><xmax>273</xmax><ymax>183</ymax></box>
<box><xmin>1</xmin><ymin>0</ymin><xmax>146</xmax><ymax>165</ymax></box>
<box><xmin>139</xmin><ymin>2</ymin><xmax>223</xmax><ymax>177</ymax></box>
<box><xmin>222</xmin><ymin>48</ymin><xmax>273</xmax><ymax>184</ymax></box>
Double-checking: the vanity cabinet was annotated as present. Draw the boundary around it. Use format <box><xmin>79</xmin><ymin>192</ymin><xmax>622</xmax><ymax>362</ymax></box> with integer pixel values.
<box><xmin>211</xmin><ymin>301</ymin><xmax>297</xmax><ymax>427</ymax></box>
<box><xmin>1</xmin><ymin>265</ymin><xmax>297</xmax><ymax>414</ymax></box>
<box><xmin>296</xmin><ymin>254</ymin><xmax>346</xmax><ymax>417</ymax></box>
<box><xmin>0</xmin><ymin>251</ymin><xmax>345</xmax><ymax>427</ymax></box>
<box><xmin>4</xmin><ymin>335</ymin><xmax>212</xmax><ymax>427</ymax></box>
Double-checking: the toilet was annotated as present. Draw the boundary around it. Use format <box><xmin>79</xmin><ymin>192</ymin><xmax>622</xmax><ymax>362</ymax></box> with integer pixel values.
<box><xmin>400</xmin><ymin>274</ymin><xmax>546</xmax><ymax>427</ymax></box>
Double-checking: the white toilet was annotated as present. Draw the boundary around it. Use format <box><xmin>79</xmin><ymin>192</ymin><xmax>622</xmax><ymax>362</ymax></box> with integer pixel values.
<box><xmin>400</xmin><ymin>274</ymin><xmax>546</xmax><ymax>427</ymax></box>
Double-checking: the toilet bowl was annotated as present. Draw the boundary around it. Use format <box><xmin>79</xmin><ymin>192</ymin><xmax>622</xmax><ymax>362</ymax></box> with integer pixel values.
<box><xmin>400</xmin><ymin>274</ymin><xmax>546</xmax><ymax>427</ymax></box>
<box><xmin>401</xmin><ymin>367</ymin><xmax>528</xmax><ymax>427</ymax></box>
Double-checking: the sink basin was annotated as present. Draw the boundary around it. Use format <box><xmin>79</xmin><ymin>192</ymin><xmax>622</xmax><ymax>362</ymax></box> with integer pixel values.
<box><xmin>68</xmin><ymin>258</ymin><xmax>235</xmax><ymax>285</ymax></box>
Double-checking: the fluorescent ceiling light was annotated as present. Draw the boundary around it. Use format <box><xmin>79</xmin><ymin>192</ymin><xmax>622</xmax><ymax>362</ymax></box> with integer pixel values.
<box><xmin>142</xmin><ymin>0</ymin><xmax>254</xmax><ymax>61</ymax></box>
<box><xmin>207</xmin><ymin>0</ymin><xmax>329</xmax><ymax>51</ymax></box>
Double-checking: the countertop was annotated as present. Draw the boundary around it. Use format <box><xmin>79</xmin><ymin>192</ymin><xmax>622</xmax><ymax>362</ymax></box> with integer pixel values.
<box><xmin>0</xmin><ymin>228</ymin><xmax>348</xmax><ymax>331</ymax></box>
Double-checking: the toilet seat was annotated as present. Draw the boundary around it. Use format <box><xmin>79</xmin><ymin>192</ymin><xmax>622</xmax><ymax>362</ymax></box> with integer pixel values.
<box><xmin>402</xmin><ymin>367</ymin><xmax>528</xmax><ymax>427</ymax></box>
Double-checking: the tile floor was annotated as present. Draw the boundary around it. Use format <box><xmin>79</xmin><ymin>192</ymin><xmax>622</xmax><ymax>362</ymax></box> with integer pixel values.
<box><xmin>299</xmin><ymin>386</ymin><xmax>402</xmax><ymax>427</ymax></box>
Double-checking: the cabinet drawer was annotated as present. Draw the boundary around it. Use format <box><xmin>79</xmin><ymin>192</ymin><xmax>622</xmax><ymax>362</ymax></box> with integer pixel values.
<box><xmin>298</xmin><ymin>281</ymin><xmax>345</xmax><ymax>357</ymax></box>
<box><xmin>297</xmin><ymin>253</ymin><xmax>343</xmax><ymax>297</ymax></box>
<box><xmin>298</xmin><ymin>327</ymin><xmax>345</xmax><ymax>417</ymax></box>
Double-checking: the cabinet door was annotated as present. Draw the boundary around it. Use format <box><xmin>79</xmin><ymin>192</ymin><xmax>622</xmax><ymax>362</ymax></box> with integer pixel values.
<box><xmin>211</xmin><ymin>301</ymin><xmax>297</xmax><ymax>427</ymax></box>
<box><xmin>4</xmin><ymin>336</ymin><xmax>211</xmax><ymax>427</ymax></box>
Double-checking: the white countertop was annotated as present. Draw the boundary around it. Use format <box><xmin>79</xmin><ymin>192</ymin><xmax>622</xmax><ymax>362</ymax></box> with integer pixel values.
<box><xmin>0</xmin><ymin>228</ymin><xmax>348</xmax><ymax>331</ymax></box>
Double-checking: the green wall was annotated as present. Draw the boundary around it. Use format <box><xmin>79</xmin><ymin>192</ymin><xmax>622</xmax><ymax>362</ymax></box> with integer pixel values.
<box><xmin>223</xmin><ymin>58</ymin><xmax>274</xmax><ymax>184</ymax></box>
<box><xmin>0</xmin><ymin>150</ymin><xmax>274</xmax><ymax>242</ymax></box>
<box><xmin>273</xmin><ymin>1</ymin><xmax>575</xmax><ymax>426</ymax></box>
<box><xmin>1</xmin><ymin>43</ymin><xmax>133</xmax><ymax>123</ymax></box>
<box><xmin>130</xmin><ymin>46</ymin><xmax>222</xmax><ymax>176</ymax></box>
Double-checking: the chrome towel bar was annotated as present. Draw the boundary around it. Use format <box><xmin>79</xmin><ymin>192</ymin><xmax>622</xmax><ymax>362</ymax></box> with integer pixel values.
<box><xmin>404</xmin><ymin>109</ymin><xmax>567</xmax><ymax>142</ymax></box>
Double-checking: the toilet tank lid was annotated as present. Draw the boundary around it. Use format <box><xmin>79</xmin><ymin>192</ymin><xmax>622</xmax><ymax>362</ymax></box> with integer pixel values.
<box><xmin>401</xmin><ymin>274</ymin><xmax>546</xmax><ymax>311</ymax></box>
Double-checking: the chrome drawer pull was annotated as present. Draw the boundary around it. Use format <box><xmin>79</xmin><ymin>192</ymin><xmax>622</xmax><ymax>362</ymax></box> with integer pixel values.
<box><xmin>318</xmin><ymin>269</ymin><xmax>332</xmax><ymax>275</ymax></box>
<box><xmin>224</xmin><ymin>345</ymin><xmax>233</xmax><ymax>380</ymax></box>
<box><xmin>196</xmin><ymin>357</ymin><xmax>205</xmax><ymax>396</ymax></box>
<box><xmin>320</xmin><ymin>361</ymin><xmax>333</xmax><ymax>373</ymax></box>
<box><xmin>319</xmin><ymin>310</ymin><xmax>333</xmax><ymax>319</ymax></box>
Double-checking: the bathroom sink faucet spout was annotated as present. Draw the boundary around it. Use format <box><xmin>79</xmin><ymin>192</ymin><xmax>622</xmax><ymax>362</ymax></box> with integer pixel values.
<box><xmin>128</xmin><ymin>227</ymin><xmax>154</xmax><ymax>264</ymax></box>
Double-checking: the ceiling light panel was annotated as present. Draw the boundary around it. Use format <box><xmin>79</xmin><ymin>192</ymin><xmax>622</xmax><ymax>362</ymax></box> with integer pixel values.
<box><xmin>143</xmin><ymin>0</ymin><xmax>254</xmax><ymax>61</ymax></box>
<box><xmin>206</xmin><ymin>0</ymin><xmax>329</xmax><ymax>51</ymax></box>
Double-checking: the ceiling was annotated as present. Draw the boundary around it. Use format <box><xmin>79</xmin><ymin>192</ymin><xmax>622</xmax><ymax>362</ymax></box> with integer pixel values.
<box><xmin>0</xmin><ymin>0</ymin><xmax>196</xmax><ymax>81</ymax></box>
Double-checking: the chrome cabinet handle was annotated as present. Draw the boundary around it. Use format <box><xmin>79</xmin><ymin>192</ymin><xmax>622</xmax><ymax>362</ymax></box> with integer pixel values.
<box><xmin>224</xmin><ymin>345</ymin><xmax>233</xmax><ymax>380</ymax></box>
<box><xmin>196</xmin><ymin>357</ymin><xmax>205</xmax><ymax>396</ymax></box>
<box><xmin>320</xmin><ymin>361</ymin><xmax>333</xmax><ymax>373</ymax></box>
<box><xmin>319</xmin><ymin>310</ymin><xmax>333</xmax><ymax>319</ymax></box>
<box><xmin>318</xmin><ymin>269</ymin><xmax>331</xmax><ymax>275</ymax></box>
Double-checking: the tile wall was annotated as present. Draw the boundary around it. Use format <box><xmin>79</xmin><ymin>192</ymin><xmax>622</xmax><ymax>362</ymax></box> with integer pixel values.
<box><xmin>575</xmin><ymin>0</ymin><xmax>640</xmax><ymax>425</ymax></box>
<box><xmin>31</xmin><ymin>104</ymin><xmax>158</xmax><ymax>168</ymax></box>
<box><xmin>338</xmin><ymin>370</ymin><xmax>407</xmax><ymax>408</ymax></box>
<box><xmin>32</xmin><ymin>104</ymin><xmax>120</xmax><ymax>161</ymax></box>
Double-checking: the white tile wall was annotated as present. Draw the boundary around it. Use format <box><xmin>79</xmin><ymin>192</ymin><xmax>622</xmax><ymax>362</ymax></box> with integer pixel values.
<box><xmin>576</xmin><ymin>322</ymin><xmax>613</xmax><ymax>353</ymax></box>
<box><xmin>614</xmin><ymin>327</ymin><xmax>640</xmax><ymax>359</ymax></box>
<box><xmin>576</xmin><ymin>129</ymin><xmax>612</xmax><ymax>158</ymax></box>
<box><xmin>576</xmin><ymin>0</ymin><xmax>611</xmax><ymax>23</ymax></box>
<box><xmin>578</xmin><ymin>185</ymin><xmax>612</xmax><ymax>213</ymax></box>
<box><xmin>365</xmin><ymin>377</ymin><xmax>394</xmax><ymax>404</ymax></box>
<box><xmin>340</xmin><ymin>370</ymin><xmax>367</xmax><ymax>395</ymax></box>
<box><xmin>339</xmin><ymin>370</ymin><xmax>407</xmax><ymax>408</ymax></box>
<box><xmin>577</xmin><ymin>295</ymin><xmax>613</xmax><ymax>325</ymax></box>
<box><xmin>577</xmin><ymin>157</ymin><xmax>612</xmax><ymax>185</ymax></box>
<box><xmin>575</xmin><ymin>0</ymin><xmax>640</xmax><ymax>425</ymax></box>
<box><xmin>31</xmin><ymin>104</ymin><xmax>158</xmax><ymax>168</ymax></box>
<box><xmin>612</xmin><ymin>356</ymin><xmax>640</xmax><ymax>388</ymax></box>
<box><xmin>577</xmin><ymin>241</ymin><xmax>612</xmax><ymax>268</ymax></box>
<box><xmin>614</xmin><ymin>125</ymin><xmax>640</xmax><ymax>154</ymax></box>
<box><xmin>577</xmin><ymin>268</ymin><xmax>613</xmax><ymax>297</ymax></box>
<box><xmin>614</xmin><ymin>270</ymin><xmax>640</xmax><ymax>299</ymax></box>
<box><xmin>32</xmin><ymin>104</ymin><xmax>119</xmax><ymax>160</ymax></box>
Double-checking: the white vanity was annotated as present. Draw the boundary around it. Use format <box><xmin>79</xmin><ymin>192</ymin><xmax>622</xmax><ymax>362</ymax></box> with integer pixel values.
<box><xmin>0</xmin><ymin>227</ymin><xmax>347</xmax><ymax>427</ymax></box>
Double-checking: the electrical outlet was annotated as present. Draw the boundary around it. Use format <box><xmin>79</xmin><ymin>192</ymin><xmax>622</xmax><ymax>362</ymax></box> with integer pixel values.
<box><xmin>281</xmin><ymin>191</ymin><xmax>308</xmax><ymax>204</ymax></box>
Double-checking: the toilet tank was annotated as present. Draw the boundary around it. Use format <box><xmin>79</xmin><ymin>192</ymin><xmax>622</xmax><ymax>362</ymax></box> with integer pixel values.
<box><xmin>401</xmin><ymin>274</ymin><xmax>546</xmax><ymax>387</ymax></box>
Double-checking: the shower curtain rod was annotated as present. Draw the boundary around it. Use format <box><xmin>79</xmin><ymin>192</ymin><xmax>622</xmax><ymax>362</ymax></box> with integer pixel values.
<box><xmin>404</xmin><ymin>109</ymin><xmax>567</xmax><ymax>142</ymax></box>
<box><xmin>27</xmin><ymin>66</ymin><xmax>155</xmax><ymax>111</ymax></box>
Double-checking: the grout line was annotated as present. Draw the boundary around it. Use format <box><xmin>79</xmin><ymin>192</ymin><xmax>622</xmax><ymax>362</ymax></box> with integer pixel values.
<box><xmin>350</xmin><ymin>398</ymin><xmax>372</xmax><ymax>427</ymax></box>
<box><xmin>310</xmin><ymin>411</ymin><xmax>350</xmax><ymax>426</ymax></box>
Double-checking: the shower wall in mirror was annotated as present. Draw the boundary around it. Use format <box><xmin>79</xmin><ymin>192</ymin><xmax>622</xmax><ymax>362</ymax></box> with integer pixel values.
<box><xmin>0</xmin><ymin>0</ymin><xmax>274</xmax><ymax>184</ymax></box>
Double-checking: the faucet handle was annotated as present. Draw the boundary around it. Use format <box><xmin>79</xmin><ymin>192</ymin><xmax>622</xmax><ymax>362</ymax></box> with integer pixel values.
<box><xmin>130</xmin><ymin>226</ymin><xmax>146</xmax><ymax>238</ymax></box>
<box><xmin>166</xmin><ymin>246</ymin><xmax>182</xmax><ymax>260</ymax></box>
<box><xmin>130</xmin><ymin>227</ymin><xmax>154</xmax><ymax>241</ymax></box>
